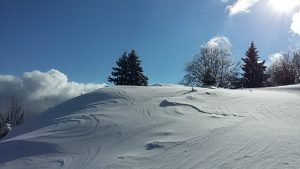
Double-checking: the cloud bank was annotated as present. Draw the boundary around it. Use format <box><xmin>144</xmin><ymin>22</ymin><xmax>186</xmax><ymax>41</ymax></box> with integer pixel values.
<box><xmin>227</xmin><ymin>0</ymin><xmax>300</xmax><ymax>37</ymax></box>
<box><xmin>291</xmin><ymin>10</ymin><xmax>300</xmax><ymax>36</ymax></box>
<box><xmin>226</xmin><ymin>0</ymin><xmax>259</xmax><ymax>16</ymax></box>
<box><xmin>266</xmin><ymin>53</ymin><xmax>284</xmax><ymax>66</ymax></box>
<box><xmin>0</xmin><ymin>69</ymin><xmax>106</xmax><ymax>117</ymax></box>
<box><xmin>207</xmin><ymin>36</ymin><xmax>232</xmax><ymax>48</ymax></box>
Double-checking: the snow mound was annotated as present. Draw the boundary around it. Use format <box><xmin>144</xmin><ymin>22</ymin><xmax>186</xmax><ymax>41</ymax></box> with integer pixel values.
<box><xmin>1</xmin><ymin>85</ymin><xmax>300</xmax><ymax>169</ymax></box>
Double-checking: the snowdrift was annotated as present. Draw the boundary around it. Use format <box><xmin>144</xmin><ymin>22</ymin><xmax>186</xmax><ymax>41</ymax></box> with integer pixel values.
<box><xmin>1</xmin><ymin>85</ymin><xmax>300</xmax><ymax>169</ymax></box>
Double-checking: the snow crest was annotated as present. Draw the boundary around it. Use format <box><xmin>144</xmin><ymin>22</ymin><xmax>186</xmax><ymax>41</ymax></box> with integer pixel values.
<box><xmin>1</xmin><ymin>85</ymin><xmax>300</xmax><ymax>169</ymax></box>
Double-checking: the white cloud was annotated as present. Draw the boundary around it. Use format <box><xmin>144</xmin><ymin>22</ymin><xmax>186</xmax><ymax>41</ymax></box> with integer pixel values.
<box><xmin>207</xmin><ymin>36</ymin><xmax>232</xmax><ymax>48</ymax></box>
<box><xmin>0</xmin><ymin>69</ymin><xmax>106</xmax><ymax>117</ymax></box>
<box><xmin>269</xmin><ymin>0</ymin><xmax>300</xmax><ymax>12</ymax></box>
<box><xmin>221</xmin><ymin>0</ymin><xmax>229</xmax><ymax>3</ymax></box>
<box><xmin>226</xmin><ymin>0</ymin><xmax>260</xmax><ymax>16</ymax></box>
<box><xmin>269</xmin><ymin>53</ymin><xmax>283</xmax><ymax>62</ymax></box>
<box><xmin>266</xmin><ymin>53</ymin><xmax>284</xmax><ymax>66</ymax></box>
<box><xmin>227</xmin><ymin>0</ymin><xmax>300</xmax><ymax>38</ymax></box>
<box><xmin>291</xmin><ymin>10</ymin><xmax>300</xmax><ymax>36</ymax></box>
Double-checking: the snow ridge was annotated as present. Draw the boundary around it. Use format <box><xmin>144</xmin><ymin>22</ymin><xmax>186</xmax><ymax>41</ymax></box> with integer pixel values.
<box><xmin>0</xmin><ymin>85</ymin><xmax>300</xmax><ymax>169</ymax></box>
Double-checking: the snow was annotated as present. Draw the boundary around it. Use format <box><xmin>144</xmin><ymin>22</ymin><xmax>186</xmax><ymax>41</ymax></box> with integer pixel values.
<box><xmin>1</xmin><ymin>84</ymin><xmax>300</xmax><ymax>169</ymax></box>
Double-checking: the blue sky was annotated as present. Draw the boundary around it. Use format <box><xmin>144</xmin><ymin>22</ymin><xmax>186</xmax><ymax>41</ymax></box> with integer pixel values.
<box><xmin>1</xmin><ymin>0</ymin><xmax>300</xmax><ymax>84</ymax></box>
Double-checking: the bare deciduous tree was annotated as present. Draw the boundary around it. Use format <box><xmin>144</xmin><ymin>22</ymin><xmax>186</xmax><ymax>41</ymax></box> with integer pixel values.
<box><xmin>5</xmin><ymin>97</ymin><xmax>25</xmax><ymax>127</ymax></box>
<box><xmin>268</xmin><ymin>53</ymin><xmax>297</xmax><ymax>86</ymax></box>
<box><xmin>182</xmin><ymin>42</ymin><xmax>239</xmax><ymax>88</ymax></box>
<box><xmin>0</xmin><ymin>114</ymin><xmax>6</xmax><ymax>138</ymax></box>
<box><xmin>0</xmin><ymin>97</ymin><xmax>25</xmax><ymax>138</ymax></box>
<box><xmin>293</xmin><ymin>51</ymin><xmax>300</xmax><ymax>83</ymax></box>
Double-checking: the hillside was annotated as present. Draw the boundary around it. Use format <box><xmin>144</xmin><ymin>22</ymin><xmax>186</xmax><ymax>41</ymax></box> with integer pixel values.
<box><xmin>1</xmin><ymin>85</ymin><xmax>300</xmax><ymax>169</ymax></box>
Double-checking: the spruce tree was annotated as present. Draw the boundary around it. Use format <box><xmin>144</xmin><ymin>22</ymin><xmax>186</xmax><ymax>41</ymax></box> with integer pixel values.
<box><xmin>108</xmin><ymin>52</ymin><xmax>129</xmax><ymax>85</ymax></box>
<box><xmin>242</xmin><ymin>42</ymin><xmax>268</xmax><ymax>88</ymax></box>
<box><xmin>108</xmin><ymin>50</ymin><xmax>148</xmax><ymax>86</ymax></box>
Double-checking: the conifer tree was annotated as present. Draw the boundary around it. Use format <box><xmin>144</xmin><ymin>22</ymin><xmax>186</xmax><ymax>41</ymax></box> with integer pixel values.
<box><xmin>108</xmin><ymin>50</ymin><xmax>148</xmax><ymax>86</ymax></box>
<box><xmin>108</xmin><ymin>52</ymin><xmax>129</xmax><ymax>85</ymax></box>
<box><xmin>127</xmin><ymin>50</ymin><xmax>148</xmax><ymax>86</ymax></box>
<box><xmin>242</xmin><ymin>42</ymin><xmax>268</xmax><ymax>88</ymax></box>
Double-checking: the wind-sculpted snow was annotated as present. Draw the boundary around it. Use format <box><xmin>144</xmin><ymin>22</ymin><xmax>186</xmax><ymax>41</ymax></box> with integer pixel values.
<box><xmin>1</xmin><ymin>85</ymin><xmax>300</xmax><ymax>169</ymax></box>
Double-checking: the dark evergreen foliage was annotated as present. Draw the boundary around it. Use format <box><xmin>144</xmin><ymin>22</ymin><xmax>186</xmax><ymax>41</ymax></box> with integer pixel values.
<box><xmin>108</xmin><ymin>52</ymin><xmax>129</xmax><ymax>85</ymax></box>
<box><xmin>108</xmin><ymin>50</ymin><xmax>148</xmax><ymax>86</ymax></box>
<box><xmin>127</xmin><ymin>50</ymin><xmax>148</xmax><ymax>86</ymax></box>
<box><xmin>242</xmin><ymin>42</ymin><xmax>269</xmax><ymax>88</ymax></box>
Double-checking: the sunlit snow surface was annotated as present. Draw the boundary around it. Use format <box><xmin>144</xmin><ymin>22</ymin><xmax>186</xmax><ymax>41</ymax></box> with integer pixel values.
<box><xmin>1</xmin><ymin>84</ymin><xmax>300</xmax><ymax>169</ymax></box>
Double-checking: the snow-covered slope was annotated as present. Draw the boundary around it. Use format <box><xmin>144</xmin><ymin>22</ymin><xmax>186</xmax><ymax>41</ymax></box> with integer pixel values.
<box><xmin>1</xmin><ymin>85</ymin><xmax>300</xmax><ymax>169</ymax></box>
